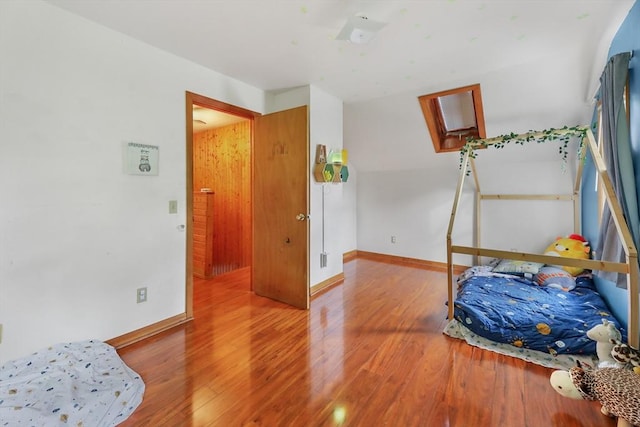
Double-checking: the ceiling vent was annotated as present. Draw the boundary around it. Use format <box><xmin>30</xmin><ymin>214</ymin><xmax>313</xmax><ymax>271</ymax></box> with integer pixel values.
<box><xmin>336</xmin><ymin>15</ymin><xmax>386</xmax><ymax>44</ymax></box>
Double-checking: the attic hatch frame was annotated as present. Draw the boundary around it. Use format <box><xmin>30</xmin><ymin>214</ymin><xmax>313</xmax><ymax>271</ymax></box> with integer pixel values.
<box><xmin>418</xmin><ymin>83</ymin><xmax>486</xmax><ymax>153</ymax></box>
<box><xmin>446</xmin><ymin>126</ymin><xmax>639</xmax><ymax>348</ymax></box>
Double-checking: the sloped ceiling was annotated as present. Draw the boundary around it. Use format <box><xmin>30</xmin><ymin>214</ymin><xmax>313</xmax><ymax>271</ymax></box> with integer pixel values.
<box><xmin>44</xmin><ymin>0</ymin><xmax>634</xmax><ymax>170</ymax></box>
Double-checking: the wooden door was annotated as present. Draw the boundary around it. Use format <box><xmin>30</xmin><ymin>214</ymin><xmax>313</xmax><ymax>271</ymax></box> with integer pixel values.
<box><xmin>253</xmin><ymin>106</ymin><xmax>309</xmax><ymax>309</ymax></box>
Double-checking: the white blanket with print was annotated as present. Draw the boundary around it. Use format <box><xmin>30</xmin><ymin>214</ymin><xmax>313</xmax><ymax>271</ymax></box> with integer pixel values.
<box><xmin>0</xmin><ymin>340</ymin><xmax>144</xmax><ymax>426</ymax></box>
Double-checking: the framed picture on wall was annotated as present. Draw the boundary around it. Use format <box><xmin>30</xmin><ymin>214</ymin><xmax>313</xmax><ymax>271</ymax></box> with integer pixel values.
<box><xmin>123</xmin><ymin>142</ymin><xmax>159</xmax><ymax>175</ymax></box>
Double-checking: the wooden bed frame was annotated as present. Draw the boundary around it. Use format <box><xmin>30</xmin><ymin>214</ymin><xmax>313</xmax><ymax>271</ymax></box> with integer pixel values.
<box><xmin>446</xmin><ymin>127</ymin><xmax>639</xmax><ymax>350</ymax></box>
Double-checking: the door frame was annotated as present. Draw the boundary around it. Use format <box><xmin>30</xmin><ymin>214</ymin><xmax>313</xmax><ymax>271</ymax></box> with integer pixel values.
<box><xmin>185</xmin><ymin>91</ymin><xmax>260</xmax><ymax>319</ymax></box>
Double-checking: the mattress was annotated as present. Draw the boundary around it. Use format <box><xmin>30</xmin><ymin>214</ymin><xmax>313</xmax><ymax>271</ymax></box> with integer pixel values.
<box><xmin>449</xmin><ymin>268</ymin><xmax>625</xmax><ymax>358</ymax></box>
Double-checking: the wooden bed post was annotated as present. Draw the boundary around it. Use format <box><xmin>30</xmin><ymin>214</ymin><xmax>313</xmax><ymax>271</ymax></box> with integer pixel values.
<box><xmin>584</xmin><ymin>129</ymin><xmax>639</xmax><ymax>348</ymax></box>
<box><xmin>447</xmin><ymin>149</ymin><xmax>471</xmax><ymax>320</ymax></box>
<box><xmin>470</xmin><ymin>158</ymin><xmax>481</xmax><ymax>266</ymax></box>
<box><xmin>628</xmin><ymin>255</ymin><xmax>639</xmax><ymax>348</ymax></box>
<box><xmin>573</xmin><ymin>144</ymin><xmax>586</xmax><ymax>234</ymax></box>
<box><xmin>447</xmin><ymin>128</ymin><xmax>639</xmax><ymax>350</ymax></box>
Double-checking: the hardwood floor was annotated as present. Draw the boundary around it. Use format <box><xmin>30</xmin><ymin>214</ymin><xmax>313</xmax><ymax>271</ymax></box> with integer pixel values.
<box><xmin>117</xmin><ymin>259</ymin><xmax>614</xmax><ymax>427</ymax></box>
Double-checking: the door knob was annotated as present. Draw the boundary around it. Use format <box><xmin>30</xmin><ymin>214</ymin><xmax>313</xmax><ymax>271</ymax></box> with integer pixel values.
<box><xmin>296</xmin><ymin>213</ymin><xmax>308</xmax><ymax>221</ymax></box>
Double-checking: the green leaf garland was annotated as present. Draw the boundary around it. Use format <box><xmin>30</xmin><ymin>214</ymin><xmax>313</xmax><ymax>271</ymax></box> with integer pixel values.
<box><xmin>459</xmin><ymin>125</ymin><xmax>588</xmax><ymax>175</ymax></box>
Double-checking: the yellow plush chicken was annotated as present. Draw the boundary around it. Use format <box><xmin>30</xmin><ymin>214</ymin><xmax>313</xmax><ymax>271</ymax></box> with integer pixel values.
<box><xmin>544</xmin><ymin>234</ymin><xmax>590</xmax><ymax>276</ymax></box>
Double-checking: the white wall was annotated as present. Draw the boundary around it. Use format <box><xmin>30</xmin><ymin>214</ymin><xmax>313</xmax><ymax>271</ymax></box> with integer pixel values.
<box><xmin>347</xmin><ymin>51</ymin><xmax>595</xmax><ymax>266</ymax></box>
<box><xmin>357</xmin><ymin>167</ymin><xmax>464</xmax><ymax>262</ymax></box>
<box><xmin>0</xmin><ymin>0</ymin><xmax>266</xmax><ymax>364</ymax></box>
<box><xmin>355</xmin><ymin>149</ymin><xmax>582</xmax><ymax>267</ymax></box>
<box><xmin>308</xmin><ymin>86</ymin><xmax>354</xmax><ymax>287</ymax></box>
<box><xmin>265</xmin><ymin>86</ymin><xmax>310</xmax><ymax>113</ymax></box>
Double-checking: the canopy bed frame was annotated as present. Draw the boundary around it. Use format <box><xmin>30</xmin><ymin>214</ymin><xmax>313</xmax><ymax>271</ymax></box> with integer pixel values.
<box><xmin>446</xmin><ymin>127</ymin><xmax>639</xmax><ymax>349</ymax></box>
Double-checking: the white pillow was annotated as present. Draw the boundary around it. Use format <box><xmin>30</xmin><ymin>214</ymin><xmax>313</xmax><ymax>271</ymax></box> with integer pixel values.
<box><xmin>492</xmin><ymin>259</ymin><xmax>545</xmax><ymax>275</ymax></box>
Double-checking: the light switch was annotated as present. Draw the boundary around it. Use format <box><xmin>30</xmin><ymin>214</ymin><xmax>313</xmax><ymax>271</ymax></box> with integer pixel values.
<box><xmin>169</xmin><ymin>200</ymin><xmax>178</xmax><ymax>214</ymax></box>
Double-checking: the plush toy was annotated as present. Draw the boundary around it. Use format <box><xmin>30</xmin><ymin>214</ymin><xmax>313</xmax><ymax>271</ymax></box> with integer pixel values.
<box><xmin>587</xmin><ymin>319</ymin><xmax>623</xmax><ymax>367</ymax></box>
<box><xmin>611</xmin><ymin>339</ymin><xmax>640</xmax><ymax>370</ymax></box>
<box><xmin>550</xmin><ymin>361</ymin><xmax>640</xmax><ymax>426</ymax></box>
<box><xmin>544</xmin><ymin>234</ymin><xmax>590</xmax><ymax>276</ymax></box>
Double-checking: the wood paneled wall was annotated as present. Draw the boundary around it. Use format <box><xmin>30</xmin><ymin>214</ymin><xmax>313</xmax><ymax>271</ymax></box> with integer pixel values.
<box><xmin>192</xmin><ymin>192</ymin><xmax>215</xmax><ymax>278</ymax></box>
<box><xmin>193</xmin><ymin>121</ymin><xmax>251</xmax><ymax>276</ymax></box>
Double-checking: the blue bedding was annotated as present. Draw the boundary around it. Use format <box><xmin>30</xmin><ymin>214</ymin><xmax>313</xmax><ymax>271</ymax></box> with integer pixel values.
<box><xmin>453</xmin><ymin>269</ymin><xmax>625</xmax><ymax>356</ymax></box>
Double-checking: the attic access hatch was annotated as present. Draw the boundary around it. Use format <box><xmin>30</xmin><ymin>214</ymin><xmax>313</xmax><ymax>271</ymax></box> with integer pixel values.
<box><xmin>418</xmin><ymin>84</ymin><xmax>486</xmax><ymax>153</ymax></box>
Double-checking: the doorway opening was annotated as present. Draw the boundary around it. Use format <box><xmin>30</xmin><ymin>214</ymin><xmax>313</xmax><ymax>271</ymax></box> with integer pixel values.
<box><xmin>185</xmin><ymin>92</ymin><xmax>260</xmax><ymax>318</ymax></box>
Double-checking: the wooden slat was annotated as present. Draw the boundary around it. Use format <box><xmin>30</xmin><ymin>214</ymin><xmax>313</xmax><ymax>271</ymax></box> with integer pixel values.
<box><xmin>451</xmin><ymin>245</ymin><xmax>629</xmax><ymax>274</ymax></box>
<box><xmin>192</xmin><ymin>192</ymin><xmax>214</xmax><ymax>278</ymax></box>
<box><xmin>447</xmin><ymin>149</ymin><xmax>471</xmax><ymax>319</ymax></box>
<box><xmin>584</xmin><ymin>130</ymin><xmax>640</xmax><ymax>348</ymax></box>
<box><xmin>629</xmin><ymin>256</ymin><xmax>640</xmax><ymax>349</ymax></box>
<box><xmin>469</xmin><ymin>157</ymin><xmax>481</xmax><ymax>192</ymax></box>
<box><xmin>584</xmin><ymin>130</ymin><xmax>637</xmax><ymax>260</ymax></box>
<box><xmin>573</xmin><ymin>144</ymin><xmax>587</xmax><ymax>234</ymax></box>
<box><xmin>471</xmin><ymin>158</ymin><xmax>481</xmax><ymax>266</ymax></box>
<box><xmin>480</xmin><ymin>194</ymin><xmax>574</xmax><ymax>201</ymax></box>
<box><xmin>192</xmin><ymin>207</ymin><xmax>207</xmax><ymax>215</ymax></box>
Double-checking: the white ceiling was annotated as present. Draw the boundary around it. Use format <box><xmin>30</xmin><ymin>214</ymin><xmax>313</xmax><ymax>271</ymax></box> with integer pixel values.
<box><xmin>192</xmin><ymin>106</ymin><xmax>247</xmax><ymax>132</ymax></box>
<box><xmin>44</xmin><ymin>0</ymin><xmax>634</xmax><ymax>105</ymax></box>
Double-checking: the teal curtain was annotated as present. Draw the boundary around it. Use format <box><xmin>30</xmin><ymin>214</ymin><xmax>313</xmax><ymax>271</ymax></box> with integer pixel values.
<box><xmin>595</xmin><ymin>52</ymin><xmax>638</xmax><ymax>288</ymax></box>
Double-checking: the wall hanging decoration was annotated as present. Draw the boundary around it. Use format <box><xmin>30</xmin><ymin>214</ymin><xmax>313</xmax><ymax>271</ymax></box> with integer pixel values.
<box><xmin>313</xmin><ymin>144</ymin><xmax>348</xmax><ymax>183</ymax></box>
<box><xmin>124</xmin><ymin>142</ymin><xmax>159</xmax><ymax>176</ymax></box>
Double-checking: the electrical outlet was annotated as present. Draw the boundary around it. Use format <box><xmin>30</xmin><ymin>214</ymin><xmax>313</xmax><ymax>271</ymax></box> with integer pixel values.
<box><xmin>169</xmin><ymin>200</ymin><xmax>178</xmax><ymax>214</ymax></box>
<box><xmin>137</xmin><ymin>287</ymin><xmax>148</xmax><ymax>303</ymax></box>
<box><xmin>391</xmin><ymin>236</ymin><xmax>396</xmax><ymax>243</ymax></box>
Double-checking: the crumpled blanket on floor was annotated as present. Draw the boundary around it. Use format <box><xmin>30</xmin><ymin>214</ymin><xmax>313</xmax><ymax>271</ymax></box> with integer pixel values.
<box><xmin>0</xmin><ymin>340</ymin><xmax>144</xmax><ymax>426</ymax></box>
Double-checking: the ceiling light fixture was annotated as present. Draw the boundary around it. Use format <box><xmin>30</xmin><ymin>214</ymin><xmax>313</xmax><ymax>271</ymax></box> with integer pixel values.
<box><xmin>336</xmin><ymin>15</ymin><xmax>386</xmax><ymax>44</ymax></box>
<box><xmin>192</xmin><ymin>106</ymin><xmax>207</xmax><ymax>125</ymax></box>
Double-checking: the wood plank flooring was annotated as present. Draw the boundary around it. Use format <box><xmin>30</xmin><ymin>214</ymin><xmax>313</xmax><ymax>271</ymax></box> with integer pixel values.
<box><xmin>117</xmin><ymin>259</ymin><xmax>614</xmax><ymax>427</ymax></box>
